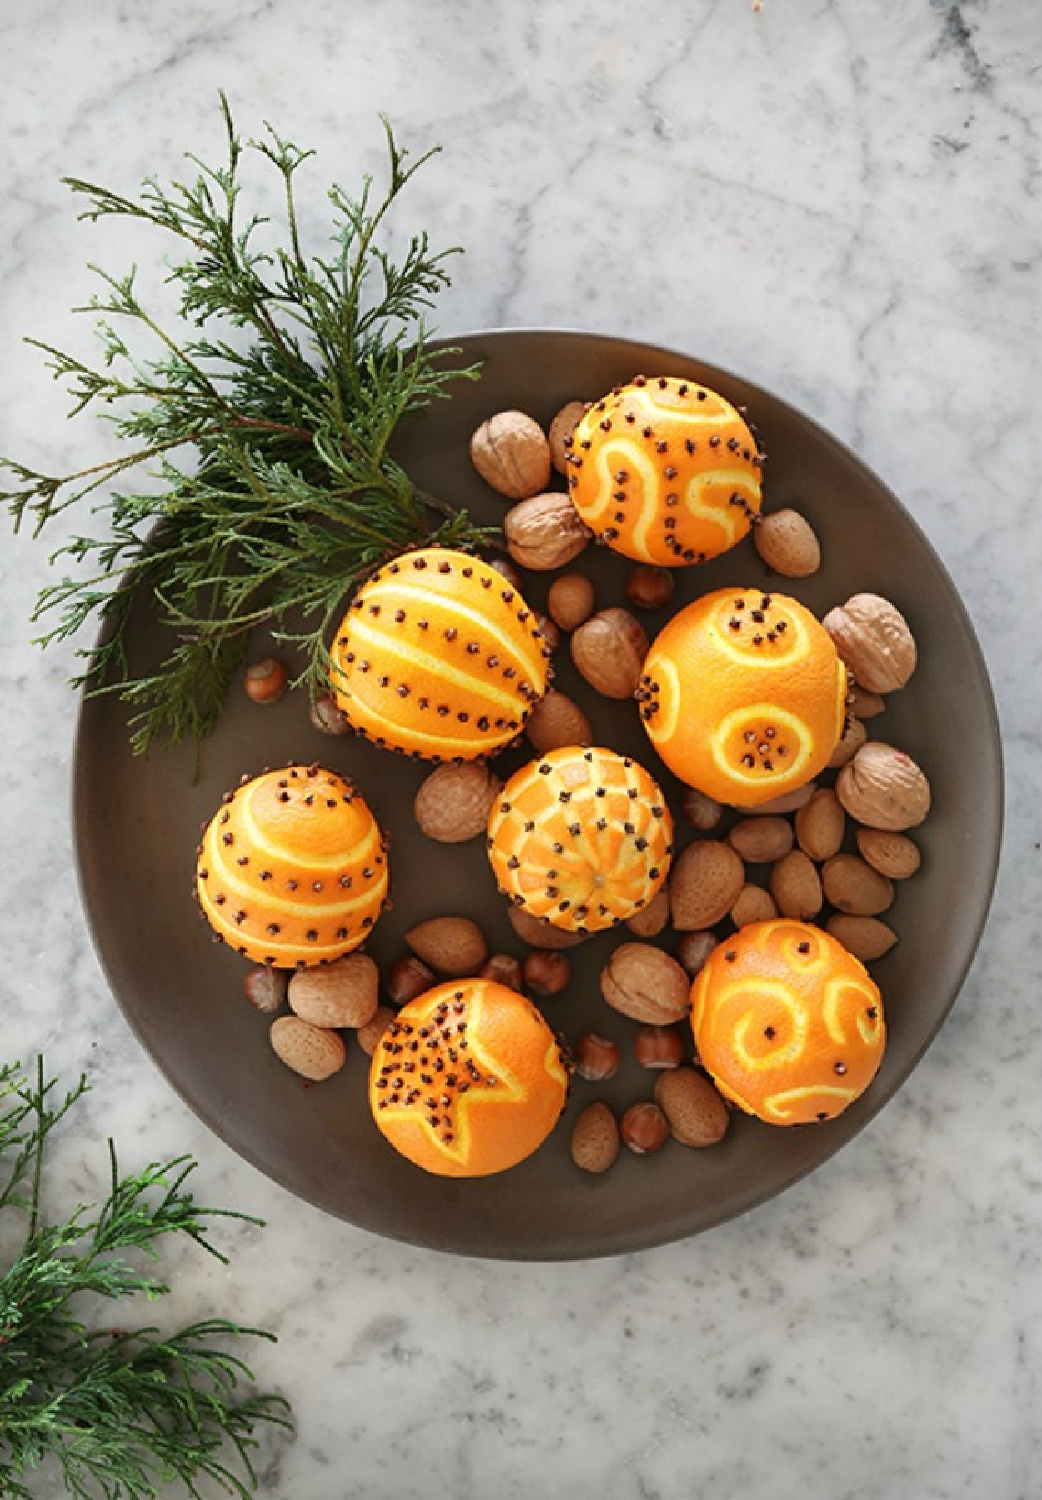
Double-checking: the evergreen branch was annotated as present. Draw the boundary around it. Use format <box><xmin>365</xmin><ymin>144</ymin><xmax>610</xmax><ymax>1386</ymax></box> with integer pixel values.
<box><xmin>0</xmin><ymin>1058</ymin><xmax>291</xmax><ymax>1498</ymax></box>
<box><xmin>3</xmin><ymin>98</ymin><xmax>487</xmax><ymax>754</ymax></box>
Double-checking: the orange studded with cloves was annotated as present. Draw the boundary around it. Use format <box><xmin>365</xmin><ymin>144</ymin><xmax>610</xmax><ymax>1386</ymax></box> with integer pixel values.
<box><xmin>690</xmin><ymin>919</ymin><xmax>885</xmax><ymax>1125</ymax></box>
<box><xmin>329</xmin><ymin>548</ymin><xmax>551</xmax><ymax>762</ymax></box>
<box><xmin>195</xmin><ymin>764</ymin><xmax>389</xmax><ymax>968</ymax></box>
<box><xmin>640</xmin><ymin>587</ymin><xmax>847</xmax><ymax>808</ymax></box>
<box><xmin>486</xmin><ymin>746</ymin><xmax>674</xmax><ymax>934</ymax></box>
<box><xmin>369</xmin><ymin>978</ymin><xmax>572</xmax><ymax>1177</ymax></box>
<box><xmin>566</xmin><ymin>375</ymin><xmax>763</xmax><ymax>566</ymax></box>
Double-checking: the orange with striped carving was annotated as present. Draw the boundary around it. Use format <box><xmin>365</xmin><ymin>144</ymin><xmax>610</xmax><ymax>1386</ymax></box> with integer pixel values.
<box><xmin>329</xmin><ymin>548</ymin><xmax>550</xmax><ymax>762</ymax></box>
<box><xmin>487</xmin><ymin>746</ymin><xmax>673</xmax><ymax>933</ymax></box>
<box><xmin>690</xmin><ymin>919</ymin><xmax>885</xmax><ymax>1126</ymax></box>
<box><xmin>195</xmin><ymin>765</ymin><xmax>388</xmax><ymax>968</ymax></box>
<box><xmin>369</xmin><ymin>978</ymin><xmax>571</xmax><ymax>1176</ymax></box>
<box><xmin>565</xmin><ymin>375</ymin><xmax>762</xmax><ymax>566</ymax></box>
<box><xmin>640</xmin><ymin>587</ymin><xmax>847</xmax><ymax>807</ymax></box>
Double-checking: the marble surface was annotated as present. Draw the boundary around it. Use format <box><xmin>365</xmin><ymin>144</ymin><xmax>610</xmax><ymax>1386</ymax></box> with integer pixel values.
<box><xmin>1</xmin><ymin>1</ymin><xmax>1038</xmax><ymax>1495</ymax></box>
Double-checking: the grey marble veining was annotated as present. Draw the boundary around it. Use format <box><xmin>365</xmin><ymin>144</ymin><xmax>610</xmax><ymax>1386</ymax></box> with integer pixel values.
<box><xmin>1</xmin><ymin>1</ymin><xmax>1040</xmax><ymax>1496</ymax></box>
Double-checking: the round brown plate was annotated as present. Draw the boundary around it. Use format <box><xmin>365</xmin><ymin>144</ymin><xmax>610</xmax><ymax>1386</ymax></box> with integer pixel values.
<box><xmin>73</xmin><ymin>330</ymin><xmax>1003</xmax><ymax>1260</ymax></box>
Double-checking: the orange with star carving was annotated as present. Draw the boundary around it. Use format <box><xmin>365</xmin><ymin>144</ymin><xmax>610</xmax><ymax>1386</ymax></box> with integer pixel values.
<box><xmin>690</xmin><ymin>919</ymin><xmax>885</xmax><ymax>1126</ymax></box>
<box><xmin>640</xmin><ymin>586</ymin><xmax>847</xmax><ymax>807</ymax></box>
<box><xmin>369</xmin><ymin>979</ymin><xmax>572</xmax><ymax>1176</ymax></box>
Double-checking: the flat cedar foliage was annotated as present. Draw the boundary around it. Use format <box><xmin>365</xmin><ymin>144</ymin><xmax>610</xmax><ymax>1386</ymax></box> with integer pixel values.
<box><xmin>2</xmin><ymin>98</ymin><xmax>489</xmax><ymax>753</ymax></box>
<box><xmin>0</xmin><ymin>1057</ymin><xmax>291</xmax><ymax>1497</ymax></box>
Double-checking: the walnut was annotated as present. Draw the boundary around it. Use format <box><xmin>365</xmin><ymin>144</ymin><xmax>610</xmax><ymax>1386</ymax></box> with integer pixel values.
<box><xmin>503</xmin><ymin>492</ymin><xmax>591</xmax><ymax>570</ymax></box>
<box><xmin>835</xmin><ymin>741</ymin><xmax>931</xmax><ymax>831</ymax></box>
<box><xmin>470</xmin><ymin>410</ymin><xmax>551</xmax><ymax>499</ymax></box>
<box><xmin>822</xmin><ymin>593</ymin><xmax>917</xmax><ymax>693</ymax></box>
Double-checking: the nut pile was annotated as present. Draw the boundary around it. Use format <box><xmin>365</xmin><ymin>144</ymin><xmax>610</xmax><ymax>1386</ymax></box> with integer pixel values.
<box><xmin>236</xmin><ymin>384</ymin><xmax>931</xmax><ymax>1184</ymax></box>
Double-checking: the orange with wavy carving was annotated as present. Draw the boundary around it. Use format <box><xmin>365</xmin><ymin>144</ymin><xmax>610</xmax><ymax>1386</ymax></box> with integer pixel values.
<box><xmin>565</xmin><ymin>375</ymin><xmax>762</xmax><ymax>565</ymax></box>
<box><xmin>690</xmin><ymin>919</ymin><xmax>885</xmax><ymax>1126</ymax></box>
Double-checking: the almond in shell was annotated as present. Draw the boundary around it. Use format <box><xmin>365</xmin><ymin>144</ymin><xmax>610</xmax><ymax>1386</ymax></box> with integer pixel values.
<box><xmin>288</xmin><ymin>953</ymin><xmax>379</xmax><ymax>1029</ymax></box>
<box><xmin>769</xmin><ymin>849</ymin><xmax>824</xmax><ymax>920</ymax></box>
<box><xmin>404</xmin><ymin>916</ymin><xmax>488</xmax><ymax>976</ymax></box>
<box><xmin>855</xmin><ymin>827</ymin><xmax>922</xmax><ymax>880</ymax></box>
<box><xmin>571</xmin><ymin>1101</ymin><xmax>620</xmax><ymax>1173</ymax></box>
<box><xmin>270</xmin><ymin>1015</ymin><xmax>346</xmax><ymax>1081</ymax></box>
<box><xmin>752</xmin><ymin>508</ymin><xmax>821</xmax><ymax>578</ymax></box>
<box><xmin>826</xmin><ymin>914</ymin><xmax>899</xmax><ymax>962</ymax></box>
<box><xmin>654</xmin><ymin>1067</ymin><xmax>730</xmax><ymax>1147</ymax></box>
<box><xmin>414</xmin><ymin>762</ymin><xmax>502</xmax><ymax>844</ymax></box>
<box><xmin>669</xmin><ymin>840</ymin><xmax>745</xmax><ymax>930</ymax></box>
<box><xmin>821</xmin><ymin>854</ymin><xmax>895</xmax><ymax>916</ymax></box>
<box><xmin>794</xmin><ymin>787</ymin><xmax>846</xmax><ymax>862</ymax></box>
<box><xmin>524</xmin><ymin>690</ymin><xmax>593</xmax><ymax>754</ymax></box>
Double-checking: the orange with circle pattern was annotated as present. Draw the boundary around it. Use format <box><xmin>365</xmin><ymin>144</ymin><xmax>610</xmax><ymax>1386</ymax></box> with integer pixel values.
<box><xmin>486</xmin><ymin>746</ymin><xmax>674</xmax><ymax>934</ymax></box>
<box><xmin>690</xmin><ymin>919</ymin><xmax>885</xmax><ymax>1126</ymax></box>
<box><xmin>639</xmin><ymin>586</ymin><xmax>847</xmax><ymax>807</ymax></box>
<box><xmin>329</xmin><ymin>548</ymin><xmax>551</xmax><ymax>762</ymax></box>
<box><xmin>369</xmin><ymin>978</ymin><xmax>572</xmax><ymax>1176</ymax></box>
<box><xmin>195</xmin><ymin>765</ymin><xmax>389</xmax><ymax>968</ymax></box>
<box><xmin>565</xmin><ymin>375</ymin><xmax>762</xmax><ymax>566</ymax></box>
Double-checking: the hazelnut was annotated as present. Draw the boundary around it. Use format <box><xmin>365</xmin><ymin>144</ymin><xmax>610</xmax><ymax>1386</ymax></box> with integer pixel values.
<box><xmin>573</xmin><ymin>1032</ymin><xmax>621</xmax><ymax>1082</ymax></box>
<box><xmin>523</xmin><ymin>949</ymin><xmax>571</xmax><ymax>996</ymax></box>
<box><xmin>470</xmin><ymin>410</ymin><xmax>551</xmax><ymax>499</ymax></box>
<box><xmin>626</xmin><ymin>565</ymin><xmax>676</xmax><ymax>611</ymax></box>
<box><xmin>548</xmin><ymin>400</ymin><xmax>587</xmax><ymax>475</ymax></box>
<box><xmin>385</xmin><ymin>954</ymin><xmax>435</xmax><ymax>1005</ymax></box>
<box><xmin>620</xmin><ymin>1101</ymin><xmax>670</xmax><ymax>1155</ymax></box>
<box><xmin>488</xmin><ymin>555</ymin><xmax>525</xmax><ymax>593</ymax></box>
<box><xmin>633</xmin><ymin>1026</ymin><xmax>686</xmax><ymax>1069</ymax></box>
<box><xmin>546</xmin><ymin>572</ymin><xmax>596</xmax><ymax>632</ymax></box>
<box><xmin>571</xmin><ymin>608</ymin><xmax>649</xmax><ymax>699</ymax></box>
<box><xmin>534</xmin><ymin>612</ymin><xmax>561</xmax><ymax>652</ymax></box>
<box><xmin>308</xmin><ymin>693</ymin><xmax>351</xmax><ymax>735</ymax></box>
<box><xmin>479</xmin><ymin>953</ymin><xmax>524</xmax><ymax>990</ymax></box>
<box><xmin>676</xmin><ymin>930</ymin><xmax>717</xmax><ymax>977</ymax></box>
<box><xmin>244</xmin><ymin>656</ymin><xmax>287</xmax><ymax>704</ymax></box>
<box><xmin>243</xmin><ymin>966</ymin><xmax>289</xmax><ymax>1014</ymax></box>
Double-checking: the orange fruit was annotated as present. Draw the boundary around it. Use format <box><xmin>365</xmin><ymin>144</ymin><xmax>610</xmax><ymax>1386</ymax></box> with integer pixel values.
<box><xmin>486</xmin><ymin>746</ymin><xmax>673</xmax><ymax>933</ymax></box>
<box><xmin>195</xmin><ymin>765</ymin><xmax>388</xmax><ymax>968</ymax></box>
<box><xmin>565</xmin><ymin>375</ymin><xmax>762</xmax><ymax>566</ymax></box>
<box><xmin>369</xmin><ymin>978</ymin><xmax>571</xmax><ymax>1176</ymax></box>
<box><xmin>329</xmin><ymin>548</ymin><xmax>551</xmax><ymax>762</ymax></box>
<box><xmin>640</xmin><ymin>586</ymin><xmax>847</xmax><ymax>807</ymax></box>
<box><xmin>690</xmin><ymin>919</ymin><xmax>885</xmax><ymax>1126</ymax></box>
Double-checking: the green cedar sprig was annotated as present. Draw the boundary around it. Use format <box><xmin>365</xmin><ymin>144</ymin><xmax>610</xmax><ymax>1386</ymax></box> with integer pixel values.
<box><xmin>2</xmin><ymin>97</ymin><xmax>491</xmax><ymax>753</ymax></box>
<box><xmin>0</xmin><ymin>1058</ymin><xmax>292</xmax><ymax>1498</ymax></box>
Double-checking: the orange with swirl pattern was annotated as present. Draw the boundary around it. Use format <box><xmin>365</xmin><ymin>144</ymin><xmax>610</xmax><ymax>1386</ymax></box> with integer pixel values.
<box><xmin>486</xmin><ymin>746</ymin><xmax>673</xmax><ymax>933</ymax></box>
<box><xmin>329</xmin><ymin>548</ymin><xmax>551</xmax><ymax>762</ymax></box>
<box><xmin>565</xmin><ymin>375</ymin><xmax>763</xmax><ymax>566</ymax></box>
<box><xmin>690</xmin><ymin>919</ymin><xmax>885</xmax><ymax>1125</ymax></box>
<box><xmin>369</xmin><ymin>978</ymin><xmax>572</xmax><ymax>1176</ymax></box>
<box><xmin>640</xmin><ymin>587</ymin><xmax>847</xmax><ymax>807</ymax></box>
<box><xmin>195</xmin><ymin>765</ymin><xmax>388</xmax><ymax>968</ymax></box>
